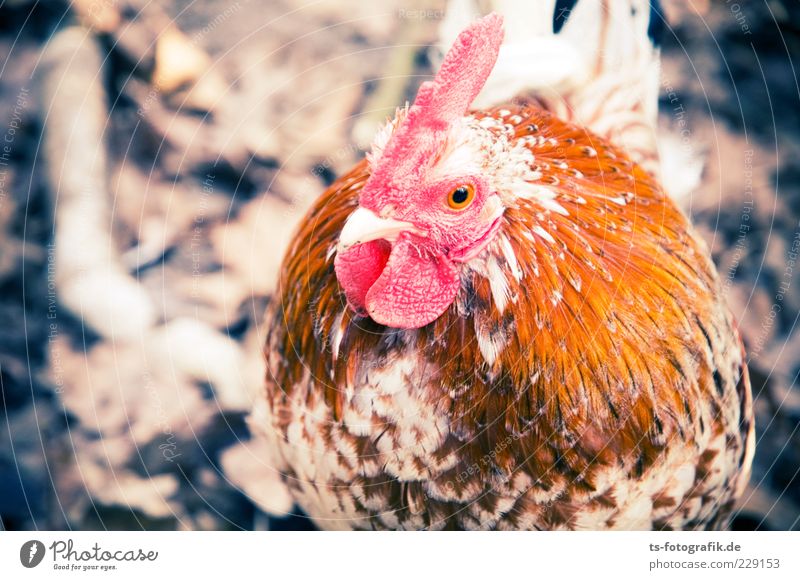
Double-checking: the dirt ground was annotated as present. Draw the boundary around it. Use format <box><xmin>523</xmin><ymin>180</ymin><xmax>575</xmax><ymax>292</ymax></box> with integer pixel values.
<box><xmin>0</xmin><ymin>0</ymin><xmax>798</xmax><ymax>530</ymax></box>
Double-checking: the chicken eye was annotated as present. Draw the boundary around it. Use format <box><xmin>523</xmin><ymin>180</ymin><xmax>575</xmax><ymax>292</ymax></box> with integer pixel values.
<box><xmin>447</xmin><ymin>184</ymin><xmax>475</xmax><ymax>210</ymax></box>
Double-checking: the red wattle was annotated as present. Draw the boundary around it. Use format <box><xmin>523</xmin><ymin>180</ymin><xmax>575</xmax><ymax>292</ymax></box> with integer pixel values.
<box><xmin>334</xmin><ymin>238</ymin><xmax>460</xmax><ymax>329</ymax></box>
<box><xmin>364</xmin><ymin>238</ymin><xmax>460</xmax><ymax>329</ymax></box>
<box><xmin>334</xmin><ymin>240</ymin><xmax>391</xmax><ymax>315</ymax></box>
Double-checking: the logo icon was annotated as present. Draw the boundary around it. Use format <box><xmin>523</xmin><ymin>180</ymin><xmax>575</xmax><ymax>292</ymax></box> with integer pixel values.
<box><xmin>20</xmin><ymin>540</ymin><xmax>46</xmax><ymax>568</ymax></box>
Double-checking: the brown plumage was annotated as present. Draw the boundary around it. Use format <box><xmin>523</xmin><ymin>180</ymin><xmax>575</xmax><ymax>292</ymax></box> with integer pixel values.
<box><xmin>256</xmin><ymin>14</ymin><xmax>754</xmax><ymax>530</ymax></box>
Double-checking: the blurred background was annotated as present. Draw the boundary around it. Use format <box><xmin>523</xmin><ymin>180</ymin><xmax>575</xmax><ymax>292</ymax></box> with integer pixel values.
<box><xmin>0</xmin><ymin>0</ymin><xmax>798</xmax><ymax>531</ymax></box>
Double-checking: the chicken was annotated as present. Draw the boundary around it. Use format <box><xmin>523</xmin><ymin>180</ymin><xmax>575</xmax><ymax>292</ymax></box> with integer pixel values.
<box><xmin>256</xmin><ymin>9</ymin><xmax>754</xmax><ymax>530</ymax></box>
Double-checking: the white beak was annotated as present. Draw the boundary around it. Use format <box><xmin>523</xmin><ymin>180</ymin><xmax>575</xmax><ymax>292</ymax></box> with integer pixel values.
<box><xmin>337</xmin><ymin>207</ymin><xmax>426</xmax><ymax>253</ymax></box>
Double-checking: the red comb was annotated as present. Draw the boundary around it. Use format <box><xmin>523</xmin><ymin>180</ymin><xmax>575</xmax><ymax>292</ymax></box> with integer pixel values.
<box><xmin>361</xmin><ymin>13</ymin><xmax>505</xmax><ymax>205</ymax></box>
<box><xmin>414</xmin><ymin>12</ymin><xmax>505</xmax><ymax>126</ymax></box>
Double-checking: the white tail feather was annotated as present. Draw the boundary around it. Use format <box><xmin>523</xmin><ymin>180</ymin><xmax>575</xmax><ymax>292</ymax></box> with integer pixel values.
<box><xmin>438</xmin><ymin>0</ymin><xmax>666</xmax><ymax>180</ymax></box>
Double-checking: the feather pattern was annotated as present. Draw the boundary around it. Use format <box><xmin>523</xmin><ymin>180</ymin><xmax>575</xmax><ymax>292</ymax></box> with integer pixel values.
<box><xmin>259</xmin><ymin>105</ymin><xmax>754</xmax><ymax>530</ymax></box>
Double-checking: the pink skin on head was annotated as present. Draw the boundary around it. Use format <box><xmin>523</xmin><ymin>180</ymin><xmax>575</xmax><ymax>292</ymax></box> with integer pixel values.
<box><xmin>335</xmin><ymin>13</ymin><xmax>505</xmax><ymax>329</ymax></box>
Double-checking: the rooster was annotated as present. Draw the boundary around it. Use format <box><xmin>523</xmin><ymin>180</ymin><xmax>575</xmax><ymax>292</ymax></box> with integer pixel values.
<box><xmin>256</xmin><ymin>5</ymin><xmax>754</xmax><ymax>530</ymax></box>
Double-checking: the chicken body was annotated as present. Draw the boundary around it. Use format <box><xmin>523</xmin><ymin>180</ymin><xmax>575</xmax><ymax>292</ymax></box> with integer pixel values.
<box><xmin>260</xmin><ymin>101</ymin><xmax>754</xmax><ymax>530</ymax></box>
<box><xmin>258</xmin><ymin>12</ymin><xmax>753</xmax><ymax>530</ymax></box>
